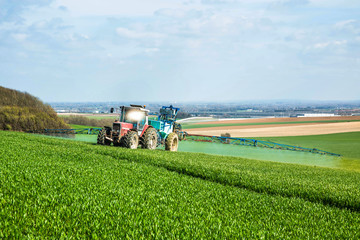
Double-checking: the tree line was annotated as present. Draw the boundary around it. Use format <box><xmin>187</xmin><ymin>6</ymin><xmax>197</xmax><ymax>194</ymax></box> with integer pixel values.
<box><xmin>0</xmin><ymin>86</ymin><xmax>69</xmax><ymax>131</ymax></box>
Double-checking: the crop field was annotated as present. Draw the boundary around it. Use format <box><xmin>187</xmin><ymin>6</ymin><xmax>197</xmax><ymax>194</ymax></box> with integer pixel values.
<box><xmin>182</xmin><ymin>119</ymin><xmax>360</xmax><ymax>129</ymax></box>
<box><xmin>186</xmin><ymin>121</ymin><xmax>360</xmax><ymax>137</ymax></box>
<box><xmin>1</xmin><ymin>131</ymin><xmax>360</xmax><ymax>238</ymax></box>
<box><xmin>183</xmin><ymin>116</ymin><xmax>360</xmax><ymax>137</ymax></box>
<box><xmin>58</xmin><ymin>114</ymin><xmax>118</xmax><ymax>120</ymax></box>
<box><xmin>70</xmin><ymin>124</ymin><xmax>98</xmax><ymax>129</ymax></box>
<box><xmin>180</xmin><ymin>132</ymin><xmax>360</xmax><ymax>171</ymax></box>
<box><xmin>187</xmin><ymin>116</ymin><xmax>360</xmax><ymax>125</ymax></box>
<box><xmin>53</xmin><ymin>130</ymin><xmax>360</xmax><ymax>171</ymax></box>
<box><xmin>257</xmin><ymin>132</ymin><xmax>360</xmax><ymax>159</ymax></box>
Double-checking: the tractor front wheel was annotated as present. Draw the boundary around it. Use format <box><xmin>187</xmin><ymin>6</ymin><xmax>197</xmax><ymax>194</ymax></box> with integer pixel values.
<box><xmin>123</xmin><ymin>131</ymin><xmax>139</xmax><ymax>149</ymax></box>
<box><xmin>142</xmin><ymin>127</ymin><xmax>158</xmax><ymax>150</ymax></box>
<box><xmin>165</xmin><ymin>132</ymin><xmax>179</xmax><ymax>151</ymax></box>
<box><xmin>97</xmin><ymin>128</ymin><xmax>111</xmax><ymax>145</ymax></box>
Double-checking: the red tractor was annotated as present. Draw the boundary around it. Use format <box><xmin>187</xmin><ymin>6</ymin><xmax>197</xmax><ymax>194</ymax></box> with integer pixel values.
<box><xmin>97</xmin><ymin>104</ymin><xmax>181</xmax><ymax>151</ymax></box>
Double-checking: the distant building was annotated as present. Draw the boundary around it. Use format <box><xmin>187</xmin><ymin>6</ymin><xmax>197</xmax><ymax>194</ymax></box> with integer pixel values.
<box><xmin>299</xmin><ymin>113</ymin><xmax>336</xmax><ymax>117</ymax></box>
<box><xmin>56</xmin><ymin>110</ymin><xmax>68</xmax><ymax>113</ymax></box>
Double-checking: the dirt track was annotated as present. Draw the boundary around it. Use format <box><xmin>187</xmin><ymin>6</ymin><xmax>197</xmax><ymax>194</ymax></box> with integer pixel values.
<box><xmin>195</xmin><ymin>116</ymin><xmax>360</xmax><ymax>125</ymax></box>
<box><xmin>186</xmin><ymin>122</ymin><xmax>360</xmax><ymax>137</ymax></box>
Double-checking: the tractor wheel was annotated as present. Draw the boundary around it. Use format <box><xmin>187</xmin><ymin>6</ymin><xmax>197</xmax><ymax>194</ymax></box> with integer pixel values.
<box><xmin>142</xmin><ymin>127</ymin><xmax>158</xmax><ymax>150</ymax></box>
<box><xmin>97</xmin><ymin>128</ymin><xmax>111</xmax><ymax>145</ymax></box>
<box><xmin>113</xmin><ymin>138</ymin><xmax>121</xmax><ymax>147</ymax></box>
<box><xmin>174</xmin><ymin>122</ymin><xmax>184</xmax><ymax>140</ymax></box>
<box><xmin>165</xmin><ymin>132</ymin><xmax>179</xmax><ymax>152</ymax></box>
<box><xmin>123</xmin><ymin>131</ymin><xmax>139</xmax><ymax>149</ymax></box>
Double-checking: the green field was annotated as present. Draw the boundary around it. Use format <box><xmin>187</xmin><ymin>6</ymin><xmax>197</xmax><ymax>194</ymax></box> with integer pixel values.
<box><xmin>60</xmin><ymin>115</ymin><xmax>116</xmax><ymax>120</ymax></box>
<box><xmin>70</xmin><ymin>124</ymin><xmax>98</xmax><ymax>129</ymax></box>
<box><xmin>182</xmin><ymin>119</ymin><xmax>360</xmax><ymax>129</ymax></box>
<box><xmin>63</xmin><ymin>131</ymin><xmax>360</xmax><ymax>172</ymax></box>
<box><xmin>179</xmin><ymin>132</ymin><xmax>360</xmax><ymax>172</ymax></box>
<box><xmin>1</xmin><ymin>131</ymin><xmax>360</xmax><ymax>238</ymax></box>
<box><xmin>257</xmin><ymin>132</ymin><xmax>360</xmax><ymax>160</ymax></box>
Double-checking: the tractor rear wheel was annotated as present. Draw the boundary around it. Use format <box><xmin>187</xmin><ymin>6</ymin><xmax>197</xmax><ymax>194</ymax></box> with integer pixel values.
<box><xmin>142</xmin><ymin>127</ymin><xmax>158</xmax><ymax>150</ymax></box>
<box><xmin>97</xmin><ymin>128</ymin><xmax>111</xmax><ymax>145</ymax></box>
<box><xmin>123</xmin><ymin>131</ymin><xmax>139</xmax><ymax>149</ymax></box>
<box><xmin>165</xmin><ymin>132</ymin><xmax>179</xmax><ymax>151</ymax></box>
<box><xmin>174</xmin><ymin>123</ymin><xmax>184</xmax><ymax>141</ymax></box>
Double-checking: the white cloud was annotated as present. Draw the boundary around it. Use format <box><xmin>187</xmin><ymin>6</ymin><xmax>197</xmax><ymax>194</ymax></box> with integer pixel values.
<box><xmin>308</xmin><ymin>0</ymin><xmax>359</xmax><ymax>8</ymax></box>
<box><xmin>269</xmin><ymin>0</ymin><xmax>309</xmax><ymax>9</ymax></box>
<box><xmin>2</xmin><ymin>0</ymin><xmax>360</xmax><ymax>101</ymax></box>
<box><xmin>314</xmin><ymin>40</ymin><xmax>347</xmax><ymax>49</ymax></box>
<box><xmin>187</xmin><ymin>39</ymin><xmax>202</xmax><ymax>48</ymax></box>
<box><xmin>334</xmin><ymin>19</ymin><xmax>360</xmax><ymax>34</ymax></box>
<box><xmin>144</xmin><ymin>48</ymin><xmax>159</xmax><ymax>53</ymax></box>
<box><xmin>116</xmin><ymin>27</ymin><xmax>164</xmax><ymax>39</ymax></box>
<box><xmin>155</xmin><ymin>8</ymin><xmax>187</xmax><ymax>18</ymax></box>
<box><xmin>12</xmin><ymin>33</ymin><xmax>28</xmax><ymax>41</ymax></box>
<box><xmin>55</xmin><ymin>0</ymin><xmax>185</xmax><ymax>16</ymax></box>
<box><xmin>335</xmin><ymin>19</ymin><xmax>356</xmax><ymax>29</ymax></box>
<box><xmin>144</xmin><ymin>48</ymin><xmax>160</xmax><ymax>56</ymax></box>
<box><xmin>334</xmin><ymin>40</ymin><xmax>347</xmax><ymax>45</ymax></box>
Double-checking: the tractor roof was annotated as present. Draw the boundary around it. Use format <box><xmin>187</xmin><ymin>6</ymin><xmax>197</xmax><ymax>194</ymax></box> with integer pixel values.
<box><xmin>122</xmin><ymin>105</ymin><xmax>150</xmax><ymax>113</ymax></box>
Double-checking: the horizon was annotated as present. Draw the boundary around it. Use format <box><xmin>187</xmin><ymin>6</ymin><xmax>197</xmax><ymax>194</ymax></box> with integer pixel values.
<box><xmin>48</xmin><ymin>98</ymin><xmax>360</xmax><ymax>105</ymax></box>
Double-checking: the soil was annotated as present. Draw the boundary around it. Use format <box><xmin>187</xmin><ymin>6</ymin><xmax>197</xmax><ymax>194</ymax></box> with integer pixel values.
<box><xmin>185</xmin><ymin>122</ymin><xmax>360</xmax><ymax>137</ymax></box>
<box><xmin>194</xmin><ymin>116</ymin><xmax>360</xmax><ymax>125</ymax></box>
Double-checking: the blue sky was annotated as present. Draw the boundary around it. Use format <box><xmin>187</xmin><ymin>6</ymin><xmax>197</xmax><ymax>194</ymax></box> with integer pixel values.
<box><xmin>0</xmin><ymin>0</ymin><xmax>359</xmax><ymax>102</ymax></box>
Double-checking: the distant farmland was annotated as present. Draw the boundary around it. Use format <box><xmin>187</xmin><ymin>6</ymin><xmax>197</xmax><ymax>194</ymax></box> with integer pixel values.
<box><xmin>183</xmin><ymin>116</ymin><xmax>360</xmax><ymax>137</ymax></box>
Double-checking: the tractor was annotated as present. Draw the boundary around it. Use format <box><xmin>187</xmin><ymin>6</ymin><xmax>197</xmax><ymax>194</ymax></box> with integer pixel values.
<box><xmin>97</xmin><ymin>104</ymin><xmax>182</xmax><ymax>151</ymax></box>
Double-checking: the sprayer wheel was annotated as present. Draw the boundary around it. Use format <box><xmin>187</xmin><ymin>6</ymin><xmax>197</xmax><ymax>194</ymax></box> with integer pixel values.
<box><xmin>97</xmin><ymin>128</ymin><xmax>111</xmax><ymax>145</ymax></box>
<box><xmin>165</xmin><ymin>132</ymin><xmax>179</xmax><ymax>152</ymax></box>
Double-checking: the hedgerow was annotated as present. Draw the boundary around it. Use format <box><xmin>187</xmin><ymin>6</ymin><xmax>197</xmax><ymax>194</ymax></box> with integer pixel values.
<box><xmin>0</xmin><ymin>86</ymin><xmax>69</xmax><ymax>131</ymax></box>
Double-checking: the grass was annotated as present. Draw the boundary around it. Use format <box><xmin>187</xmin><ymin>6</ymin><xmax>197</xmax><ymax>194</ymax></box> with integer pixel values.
<box><xmin>60</xmin><ymin>115</ymin><xmax>116</xmax><ymax>120</ymax></box>
<box><xmin>182</xmin><ymin>119</ymin><xmax>360</xmax><ymax>129</ymax></box>
<box><xmin>257</xmin><ymin>132</ymin><xmax>360</xmax><ymax>160</ymax></box>
<box><xmin>1</xmin><ymin>131</ymin><xmax>360</xmax><ymax>238</ymax></box>
<box><xmin>70</xmin><ymin>124</ymin><xmax>98</xmax><ymax>129</ymax></box>
<box><xmin>61</xmin><ymin>127</ymin><xmax>360</xmax><ymax>171</ymax></box>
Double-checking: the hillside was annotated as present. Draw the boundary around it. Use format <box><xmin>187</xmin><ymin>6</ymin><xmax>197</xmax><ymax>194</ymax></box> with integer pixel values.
<box><xmin>1</xmin><ymin>131</ymin><xmax>360</xmax><ymax>238</ymax></box>
<box><xmin>0</xmin><ymin>86</ymin><xmax>69</xmax><ymax>131</ymax></box>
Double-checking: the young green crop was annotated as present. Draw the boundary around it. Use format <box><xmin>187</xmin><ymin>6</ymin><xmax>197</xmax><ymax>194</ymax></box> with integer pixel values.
<box><xmin>1</xmin><ymin>131</ymin><xmax>360</xmax><ymax>238</ymax></box>
<box><xmin>70</xmin><ymin>124</ymin><xmax>98</xmax><ymax>129</ymax></box>
<box><xmin>94</xmin><ymin>142</ymin><xmax>360</xmax><ymax>212</ymax></box>
<box><xmin>257</xmin><ymin>132</ymin><xmax>360</xmax><ymax>160</ymax></box>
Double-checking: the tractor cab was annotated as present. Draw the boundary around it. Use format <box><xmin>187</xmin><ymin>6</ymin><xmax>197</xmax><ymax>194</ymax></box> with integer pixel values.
<box><xmin>117</xmin><ymin>105</ymin><xmax>149</xmax><ymax>133</ymax></box>
<box><xmin>120</xmin><ymin>105</ymin><xmax>148</xmax><ymax>130</ymax></box>
<box><xmin>159</xmin><ymin>105</ymin><xmax>179</xmax><ymax>122</ymax></box>
<box><xmin>109</xmin><ymin>104</ymin><xmax>149</xmax><ymax>137</ymax></box>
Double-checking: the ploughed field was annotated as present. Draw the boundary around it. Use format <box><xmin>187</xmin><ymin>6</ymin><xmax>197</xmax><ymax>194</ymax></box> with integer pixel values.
<box><xmin>1</xmin><ymin>131</ymin><xmax>360</xmax><ymax>238</ymax></box>
<box><xmin>183</xmin><ymin>116</ymin><xmax>360</xmax><ymax>137</ymax></box>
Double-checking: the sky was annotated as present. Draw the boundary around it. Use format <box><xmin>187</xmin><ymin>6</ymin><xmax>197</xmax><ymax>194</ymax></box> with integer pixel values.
<box><xmin>0</xmin><ymin>0</ymin><xmax>359</xmax><ymax>103</ymax></box>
